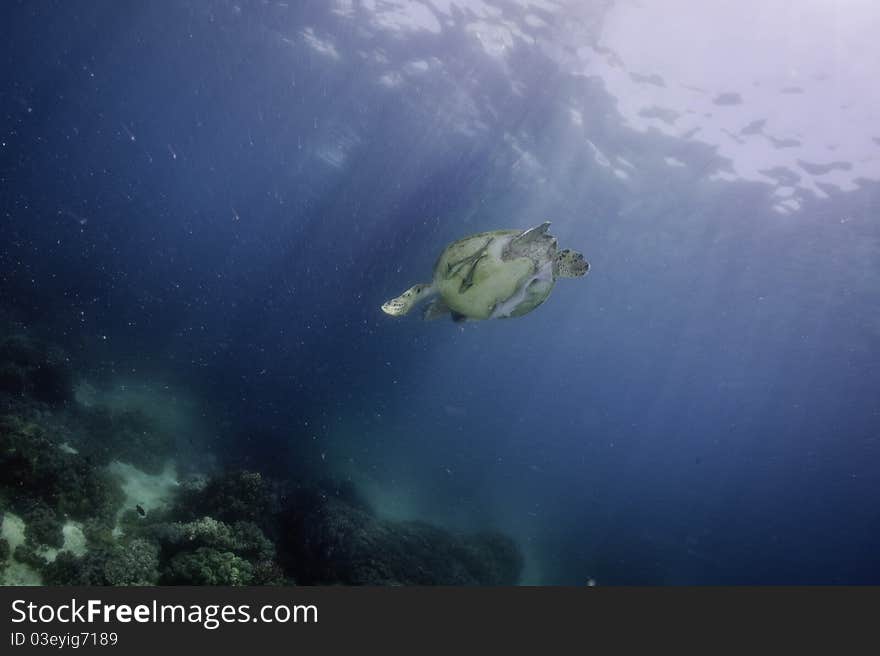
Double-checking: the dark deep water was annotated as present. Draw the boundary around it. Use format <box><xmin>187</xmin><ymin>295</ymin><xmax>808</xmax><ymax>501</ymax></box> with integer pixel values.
<box><xmin>2</xmin><ymin>1</ymin><xmax>879</xmax><ymax>584</ymax></box>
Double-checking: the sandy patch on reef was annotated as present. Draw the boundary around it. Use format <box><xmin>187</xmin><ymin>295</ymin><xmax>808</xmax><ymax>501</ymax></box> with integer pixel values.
<box><xmin>0</xmin><ymin>513</ymin><xmax>86</xmax><ymax>585</ymax></box>
<box><xmin>107</xmin><ymin>460</ymin><xmax>179</xmax><ymax>531</ymax></box>
<box><xmin>59</xmin><ymin>522</ymin><xmax>88</xmax><ymax>557</ymax></box>
<box><xmin>34</xmin><ymin>522</ymin><xmax>89</xmax><ymax>566</ymax></box>
<box><xmin>0</xmin><ymin>513</ymin><xmax>39</xmax><ymax>585</ymax></box>
<box><xmin>1</xmin><ymin>458</ymin><xmax>178</xmax><ymax>584</ymax></box>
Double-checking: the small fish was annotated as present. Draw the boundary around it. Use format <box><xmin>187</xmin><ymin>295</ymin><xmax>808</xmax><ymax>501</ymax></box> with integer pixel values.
<box><xmin>136</xmin><ymin>504</ymin><xmax>146</xmax><ymax>517</ymax></box>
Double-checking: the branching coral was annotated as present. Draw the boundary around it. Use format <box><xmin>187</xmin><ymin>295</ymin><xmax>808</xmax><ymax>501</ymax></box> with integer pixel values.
<box><xmin>101</xmin><ymin>539</ymin><xmax>161</xmax><ymax>586</ymax></box>
<box><xmin>12</xmin><ymin>544</ymin><xmax>48</xmax><ymax>570</ymax></box>
<box><xmin>22</xmin><ymin>502</ymin><xmax>63</xmax><ymax>549</ymax></box>
<box><xmin>165</xmin><ymin>548</ymin><xmax>253</xmax><ymax>586</ymax></box>
<box><xmin>0</xmin><ymin>416</ymin><xmax>124</xmax><ymax>523</ymax></box>
<box><xmin>43</xmin><ymin>539</ymin><xmax>160</xmax><ymax>586</ymax></box>
<box><xmin>0</xmin><ymin>537</ymin><xmax>10</xmax><ymax>574</ymax></box>
<box><xmin>180</xmin><ymin>471</ymin><xmax>278</xmax><ymax>529</ymax></box>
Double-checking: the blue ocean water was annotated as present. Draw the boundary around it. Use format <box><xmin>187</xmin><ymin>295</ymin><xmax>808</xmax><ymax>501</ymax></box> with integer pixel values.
<box><xmin>1</xmin><ymin>1</ymin><xmax>879</xmax><ymax>584</ymax></box>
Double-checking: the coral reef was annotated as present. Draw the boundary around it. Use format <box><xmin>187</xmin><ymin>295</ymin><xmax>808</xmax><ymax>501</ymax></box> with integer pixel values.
<box><xmin>22</xmin><ymin>502</ymin><xmax>64</xmax><ymax>549</ymax></box>
<box><xmin>105</xmin><ymin>471</ymin><xmax>287</xmax><ymax>586</ymax></box>
<box><xmin>0</xmin><ymin>416</ymin><xmax>122</xmax><ymax>519</ymax></box>
<box><xmin>0</xmin><ymin>415</ymin><xmax>125</xmax><ymax>522</ymax></box>
<box><xmin>13</xmin><ymin>544</ymin><xmax>48</xmax><ymax>570</ymax></box>
<box><xmin>103</xmin><ymin>539</ymin><xmax>161</xmax><ymax>586</ymax></box>
<box><xmin>0</xmin><ymin>328</ymin><xmax>524</xmax><ymax>587</ymax></box>
<box><xmin>0</xmin><ymin>537</ymin><xmax>9</xmax><ymax>573</ymax></box>
<box><xmin>279</xmin><ymin>490</ymin><xmax>523</xmax><ymax>585</ymax></box>
<box><xmin>251</xmin><ymin>558</ymin><xmax>286</xmax><ymax>586</ymax></box>
<box><xmin>143</xmin><ymin>516</ymin><xmax>275</xmax><ymax>563</ymax></box>
<box><xmin>165</xmin><ymin>548</ymin><xmax>253</xmax><ymax>585</ymax></box>
<box><xmin>177</xmin><ymin>470</ymin><xmax>279</xmax><ymax>529</ymax></box>
<box><xmin>43</xmin><ymin>538</ymin><xmax>160</xmax><ymax>586</ymax></box>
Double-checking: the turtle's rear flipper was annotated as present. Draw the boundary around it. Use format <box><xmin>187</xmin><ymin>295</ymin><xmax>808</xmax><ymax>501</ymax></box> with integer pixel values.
<box><xmin>423</xmin><ymin>298</ymin><xmax>451</xmax><ymax>321</ymax></box>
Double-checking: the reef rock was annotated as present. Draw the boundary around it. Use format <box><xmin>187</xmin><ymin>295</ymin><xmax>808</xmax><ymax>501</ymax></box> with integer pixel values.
<box><xmin>281</xmin><ymin>490</ymin><xmax>523</xmax><ymax>585</ymax></box>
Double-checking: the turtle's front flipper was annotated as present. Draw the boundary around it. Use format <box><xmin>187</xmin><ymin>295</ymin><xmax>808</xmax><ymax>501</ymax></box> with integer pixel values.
<box><xmin>445</xmin><ymin>237</ymin><xmax>493</xmax><ymax>293</ymax></box>
<box><xmin>445</xmin><ymin>237</ymin><xmax>494</xmax><ymax>280</ymax></box>
<box><xmin>381</xmin><ymin>283</ymin><xmax>434</xmax><ymax>316</ymax></box>
<box><xmin>423</xmin><ymin>297</ymin><xmax>451</xmax><ymax>321</ymax></box>
<box><xmin>458</xmin><ymin>251</ymin><xmax>488</xmax><ymax>293</ymax></box>
<box><xmin>504</xmin><ymin>222</ymin><xmax>554</xmax><ymax>261</ymax></box>
<box><xmin>511</xmin><ymin>222</ymin><xmax>551</xmax><ymax>246</ymax></box>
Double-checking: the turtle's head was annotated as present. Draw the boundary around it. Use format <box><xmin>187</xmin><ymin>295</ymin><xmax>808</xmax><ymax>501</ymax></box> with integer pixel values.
<box><xmin>381</xmin><ymin>283</ymin><xmax>433</xmax><ymax>317</ymax></box>
<box><xmin>554</xmin><ymin>249</ymin><xmax>589</xmax><ymax>278</ymax></box>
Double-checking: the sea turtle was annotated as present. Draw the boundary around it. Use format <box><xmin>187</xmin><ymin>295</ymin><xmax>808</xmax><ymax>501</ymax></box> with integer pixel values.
<box><xmin>381</xmin><ymin>221</ymin><xmax>589</xmax><ymax>321</ymax></box>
